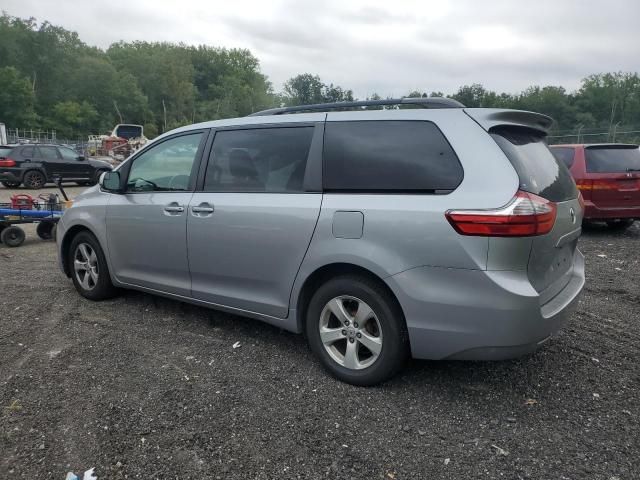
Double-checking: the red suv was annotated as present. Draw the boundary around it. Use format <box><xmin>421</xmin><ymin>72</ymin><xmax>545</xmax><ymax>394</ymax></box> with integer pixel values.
<box><xmin>550</xmin><ymin>144</ymin><xmax>640</xmax><ymax>229</ymax></box>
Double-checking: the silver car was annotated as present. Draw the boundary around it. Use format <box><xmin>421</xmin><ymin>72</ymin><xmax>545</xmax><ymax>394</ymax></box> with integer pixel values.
<box><xmin>57</xmin><ymin>98</ymin><xmax>585</xmax><ymax>385</ymax></box>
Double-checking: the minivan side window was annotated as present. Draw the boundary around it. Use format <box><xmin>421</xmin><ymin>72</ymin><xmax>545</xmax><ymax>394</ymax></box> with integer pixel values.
<box><xmin>323</xmin><ymin>121</ymin><xmax>463</xmax><ymax>192</ymax></box>
<box><xmin>204</xmin><ymin>127</ymin><xmax>314</xmax><ymax>192</ymax></box>
<box><xmin>126</xmin><ymin>133</ymin><xmax>203</xmax><ymax>192</ymax></box>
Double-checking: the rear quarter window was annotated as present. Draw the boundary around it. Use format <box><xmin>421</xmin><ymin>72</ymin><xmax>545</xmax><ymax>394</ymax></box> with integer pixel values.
<box><xmin>0</xmin><ymin>147</ymin><xmax>12</xmax><ymax>158</ymax></box>
<box><xmin>491</xmin><ymin>127</ymin><xmax>578</xmax><ymax>202</ymax></box>
<box><xmin>585</xmin><ymin>146</ymin><xmax>640</xmax><ymax>173</ymax></box>
<box><xmin>550</xmin><ymin>147</ymin><xmax>576</xmax><ymax>169</ymax></box>
<box><xmin>323</xmin><ymin>121</ymin><xmax>463</xmax><ymax>192</ymax></box>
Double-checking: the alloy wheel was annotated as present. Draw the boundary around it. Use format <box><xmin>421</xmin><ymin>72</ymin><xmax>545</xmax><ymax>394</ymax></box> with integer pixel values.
<box><xmin>24</xmin><ymin>171</ymin><xmax>45</xmax><ymax>188</ymax></box>
<box><xmin>74</xmin><ymin>243</ymin><xmax>99</xmax><ymax>291</ymax></box>
<box><xmin>319</xmin><ymin>295</ymin><xmax>383</xmax><ymax>370</ymax></box>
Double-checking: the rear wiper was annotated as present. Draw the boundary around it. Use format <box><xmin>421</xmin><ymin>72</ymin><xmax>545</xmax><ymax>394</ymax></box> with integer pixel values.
<box><xmin>626</xmin><ymin>168</ymin><xmax>640</xmax><ymax>172</ymax></box>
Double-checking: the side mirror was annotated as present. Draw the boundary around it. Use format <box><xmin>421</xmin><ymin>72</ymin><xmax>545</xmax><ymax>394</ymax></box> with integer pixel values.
<box><xmin>100</xmin><ymin>171</ymin><xmax>123</xmax><ymax>193</ymax></box>
<box><xmin>77</xmin><ymin>155</ymin><xmax>86</xmax><ymax>161</ymax></box>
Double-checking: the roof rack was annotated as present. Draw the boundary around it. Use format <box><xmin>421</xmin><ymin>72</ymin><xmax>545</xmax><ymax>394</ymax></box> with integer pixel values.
<box><xmin>247</xmin><ymin>97</ymin><xmax>465</xmax><ymax>117</ymax></box>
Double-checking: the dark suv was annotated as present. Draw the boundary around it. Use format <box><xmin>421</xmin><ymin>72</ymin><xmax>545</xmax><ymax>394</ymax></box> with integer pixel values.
<box><xmin>0</xmin><ymin>144</ymin><xmax>112</xmax><ymax>189</ymax></box>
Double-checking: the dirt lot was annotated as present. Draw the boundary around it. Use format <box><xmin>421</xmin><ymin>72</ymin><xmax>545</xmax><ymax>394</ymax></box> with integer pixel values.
<box><xmin>0</xmin><ymin>185</ymin><xmax>639</xmax><ymax>479</ymax></box>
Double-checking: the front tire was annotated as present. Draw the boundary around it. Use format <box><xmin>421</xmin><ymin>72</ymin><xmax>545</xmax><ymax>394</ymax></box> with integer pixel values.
<box><xmin>23</xmin><ymin>170</ymin><xmax>46</xmax><ymax>189</ymax></box>
<box><xmin>305</xmin><ymin>275</ymin><xmax>409</xmax><ymax>386</ymax></box>
<box><xmin>68</xmin><ymin>231</ymin><xmax>118</xmax><ymax>300</ymax></box>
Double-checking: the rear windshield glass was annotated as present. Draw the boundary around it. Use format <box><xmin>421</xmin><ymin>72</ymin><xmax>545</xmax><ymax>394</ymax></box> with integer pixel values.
<box><xmin>491</xmin><ymin>127</ymin><xmax>577</xmax><ymax>202</ymax></box>
<box><xmin>550</xmin><ymin>147</ymin><xmax>575</xmax><ymax>169</ymax></box>
<box><xmin>0</xmin><ymin>146</ymin><xmax>12</xmax><ymax>158</ymax></box>
<box><xmin>585</xmin><ymin>146</ymin><xmax>640</xmax><ymax>173</ymax></box>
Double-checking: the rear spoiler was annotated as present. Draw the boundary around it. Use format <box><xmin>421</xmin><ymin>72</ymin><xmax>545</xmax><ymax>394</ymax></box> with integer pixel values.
<box><xmin>464</xmin><ymin>108</ymin><xmax>553</xmax><ymax>135</ymax></box>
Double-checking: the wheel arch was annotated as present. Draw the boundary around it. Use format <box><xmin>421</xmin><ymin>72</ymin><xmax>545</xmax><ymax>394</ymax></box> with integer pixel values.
<box><xmin>294</xmin><ymin>262</ymin><xmax>407</xmax><ymax>335</ymax></box>
<box><xmin>60</xmin><ymin>224</ymin><xmax>102</xmax><ymax>277</ymax></box>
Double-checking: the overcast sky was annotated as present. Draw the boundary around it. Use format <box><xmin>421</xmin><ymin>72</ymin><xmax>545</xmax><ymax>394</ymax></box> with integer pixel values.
<box><xmin>3</xmin><ymin>0</ymin><xmax>639</xmax><ymax>98</ymax></box>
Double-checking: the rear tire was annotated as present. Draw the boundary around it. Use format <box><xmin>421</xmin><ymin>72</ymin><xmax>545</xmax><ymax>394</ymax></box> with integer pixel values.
<box><xmin>1</xmin><ymin>181</ymin><xmax>21</xmax><ymax>188</ymax></box>
<box><xmin>0</xmin><ymin>226</ymin><xmax>26</xmax><ymax>247</ymax></box>
<box><xmin>305</xmin><ymin>275</ymin><xmax>409</xmax><ymax>386</ymax></box>
<box><xmin>68</xmin><ymin>231</ymin><xmax>118</xmax><ymax>300</ymax></box>
<box><xmin>23</xmin><ymin>170</ymin><xmax>46</xmax><ymax>189</ymax></box>
<box><xmin>606</xmin><ymin>219</ymin><xmax>634</xmax><ymax>230</ymax></box>
<box><xmin>36</xmin><ymin>221</ymin><xmax>56</xmax><ymax>240</ymax></box>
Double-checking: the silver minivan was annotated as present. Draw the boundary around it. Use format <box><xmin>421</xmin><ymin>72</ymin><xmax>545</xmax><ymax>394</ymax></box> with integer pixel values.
<box><xmin>57</xmin><ymin>98</ymin><xmax>585</xmax><ymax>385</ymax></box>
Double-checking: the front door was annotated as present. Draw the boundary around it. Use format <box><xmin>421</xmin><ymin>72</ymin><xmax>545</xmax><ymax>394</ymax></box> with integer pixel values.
<box><xmin>57</xmin><ymin>146</ymin><xmax>93</xmax><ymax>180</ymax></box>
<box><xmin>187</xmin><ymin>124</ymin><xmax>323</xmax><ymax>318</ymax></box>
<box><xmin>106</xmin><ymin>131</ymin><xmax>207</xmax><ymax>296</ymax></box>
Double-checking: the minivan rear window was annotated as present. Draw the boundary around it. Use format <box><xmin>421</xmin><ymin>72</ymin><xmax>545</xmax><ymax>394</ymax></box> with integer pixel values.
<box><xmin>323</xmin><ymin>121</ymin><xmax>463</xmax><ymax>192</ymax></box>
<box><xmin>585</xmin><ymin>145</ymin><xmax>640</xmax><ymax>173</ymax></box>
<box><xmin>491</xmin><ymin>127</ymin><xmax>577</xmax><ymax>202</ymax></box>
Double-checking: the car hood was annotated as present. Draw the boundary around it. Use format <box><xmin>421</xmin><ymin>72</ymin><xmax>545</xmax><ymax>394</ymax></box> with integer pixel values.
<box><xmin>87</xmin><ymin>158</ymin><xmax>113</xmax><ymax>169</ymax></box>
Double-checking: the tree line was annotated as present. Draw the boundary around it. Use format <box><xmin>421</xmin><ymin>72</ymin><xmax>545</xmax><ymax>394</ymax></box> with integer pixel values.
<box><xmin>1</xmin><ymin>13</ymin><xmax>639</xmax><ymax>143</ymax></box>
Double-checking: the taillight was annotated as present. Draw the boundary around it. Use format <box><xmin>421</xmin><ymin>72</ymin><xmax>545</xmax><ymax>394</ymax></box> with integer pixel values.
<box><xmin>0</xmin><ymin>158</ymin><xmax>16</xmax><ymax>167</ymax></box>
<box><xmin>578</xmin><ymin>191</ymin><xmax>585</xmax><ymax>212</ymax></box>
<box><xmin>446</xmin><ymin>190</ymin><xmax>557</xmax><ymax>237</ymax></box>
<box><xmin>575</xmin><ymin>179</ymin><xmax>592</xmax><ymax>191</ymax></box>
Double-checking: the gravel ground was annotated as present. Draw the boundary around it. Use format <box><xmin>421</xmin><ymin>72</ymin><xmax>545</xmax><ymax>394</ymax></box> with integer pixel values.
<box><xmin>1</xmin><ymin>185</ymin><xmax>639</xmax><ymax>479</ymax></box>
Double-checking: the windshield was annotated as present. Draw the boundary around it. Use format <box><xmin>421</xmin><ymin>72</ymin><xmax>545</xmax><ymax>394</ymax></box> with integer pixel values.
<box><xmin>585</xmin><ymin>146</ymin><xmax>640</xmax><ymax>173</ymax></box>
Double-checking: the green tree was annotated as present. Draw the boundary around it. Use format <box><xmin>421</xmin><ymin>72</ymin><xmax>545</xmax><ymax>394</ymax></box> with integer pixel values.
<box><xmin>0</xmin><ymin>66</ymin><xmax>37</xmax><ymax>126</ymax></box>
<box><xmin>46</xmin><ymin>100</ymin><xmax>98</xmax><ymax>138</ymax></box>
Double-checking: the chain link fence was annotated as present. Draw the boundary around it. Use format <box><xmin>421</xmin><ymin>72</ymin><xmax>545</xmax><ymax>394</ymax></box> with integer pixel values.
<box><xmin>548</xmin><ymin>127</ymin><xmax>640</xmax><ymax>145</ymax></box>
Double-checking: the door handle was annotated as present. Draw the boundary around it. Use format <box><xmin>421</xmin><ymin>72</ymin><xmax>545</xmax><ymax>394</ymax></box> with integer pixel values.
<box><xmin>164</xmin><ymin>205</ymin><xmax>185</xmax><ymax>213</ymax></box>
<box><xmin>191</xmin><ymin>203</ymin><xmax>214</xmax><ymax>215</ymax></box>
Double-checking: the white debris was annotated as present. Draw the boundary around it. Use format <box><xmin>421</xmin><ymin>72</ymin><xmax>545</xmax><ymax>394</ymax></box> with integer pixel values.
<box><xmin>83</xmin><ymin>468</ymin><xmax>97</xmax><ymax>480</ymax></box>
<box><xmin>232</xmin><ymin>341</ymin><xmax>241</xmax><ymax>349</ymax></box>
<box><xmin>491</xmin><ymin>444</ymin><xmax>509</xmax><ymax>456</ymax></box>
<box><xmin>597</xmin><ymin>254</ymin><xmax>607</xmax><ymax>258</ymax></box>
<box><xmin>444</xmin><ymin>458</ymin><xmax>451</xmax><ymax>465</ymax></box>
<box><xmin>593</xmin><ymin>393</ymin><xmax>600</xmax><ymax>399</ymax></box>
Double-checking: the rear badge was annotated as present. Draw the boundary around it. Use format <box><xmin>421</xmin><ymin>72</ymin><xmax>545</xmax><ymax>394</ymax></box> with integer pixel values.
<box><xmin>569</xmin><ymin>207</ymin><xmax>576</xmax><ymax>224</ymax></box>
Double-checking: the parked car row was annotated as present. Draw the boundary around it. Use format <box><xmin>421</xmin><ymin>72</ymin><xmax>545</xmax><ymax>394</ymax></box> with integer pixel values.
<box><xmin>0</xmin><ymin>144</ymin><xmax>112</xmax><ymax>189</ymax></box>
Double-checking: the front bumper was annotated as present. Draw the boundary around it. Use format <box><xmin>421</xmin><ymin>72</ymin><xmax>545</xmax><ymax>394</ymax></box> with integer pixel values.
<box><xmin>386</xmin><ymin>251</ymin><xmax>585</xmax><ymax>360</ymax></box>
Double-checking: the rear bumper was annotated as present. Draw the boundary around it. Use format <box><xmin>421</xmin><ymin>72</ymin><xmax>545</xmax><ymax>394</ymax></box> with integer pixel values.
<box><xmin>0</xmin><ymin>169</ymin><xmax>23</xmax><ymax>183</ymax></box>
<box><xmin>584</xmin><ymin>200</ymin><xmax>640</xmax><ymax>220</ymax></box>
<box><xmin>387</xmin><ymin>251</ymin><xmax>585</xmax><ymax>360</ymax></box>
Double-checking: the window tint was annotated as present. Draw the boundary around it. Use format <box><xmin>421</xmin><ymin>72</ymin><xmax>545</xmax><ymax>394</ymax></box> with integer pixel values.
<box><xmin>126</xmin><ymin>133</ymin><xmax>203</xmax><ymax>192</ymax></box>
<box><xmin>491</xmin><ymin>127</ymin><xmax>577</xmax><ymax>202</ymax></box>
<box><xmin>21</xmin><ymin>146</ymin><xmax>34</xmax><ymax>158</ymax></box>
<box><xmin>550</xmin><ymin>147</ymin><xmax>575</xmax><ymax>169</ymax></box>
<box><xmin>323</xmin><ymin>121</ymin><xmax>463</xmax><ymax>192</ymax></box>
<box><xmin>585</xmin><ymin>146</ymin><xmax>640</xmax><ymax>173</ymax></box>
<box><xmin>59</xmin><ymin>146</ymin><xmax>79</xmax><ymax>161</ymax></box>
<box><xmin>204</xmin><ymin>127</ymin><xmax>314</xmax><ymax>192</ymax></box>
<box><xmin>38</xmin><ymin>146</ymin><xmax>60</xmax><ymax>161</ymax></box>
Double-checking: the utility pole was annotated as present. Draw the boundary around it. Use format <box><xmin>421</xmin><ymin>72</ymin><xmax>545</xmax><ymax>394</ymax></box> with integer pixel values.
<box><xmin>113</xmin><ymin>100</ymin><xmax>123</xmax><ymax>124</ymax></box>
<box><xmin>162</xmin><ymin>99</ymin><xmax>167</xmax><ymax>132</ymax></box>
